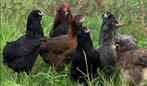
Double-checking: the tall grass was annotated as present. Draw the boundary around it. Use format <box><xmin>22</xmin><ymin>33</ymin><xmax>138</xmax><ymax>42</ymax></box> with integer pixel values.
<box><xmin>0</xmin><ymin>0</ymin><xmax>147</xmax><ymax>86</ymax></box>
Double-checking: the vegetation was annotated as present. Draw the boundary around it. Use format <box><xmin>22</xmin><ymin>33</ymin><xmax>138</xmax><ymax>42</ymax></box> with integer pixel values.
<box><xmin>0</xmin><ymin>0</ymin><xmax>147</xmax><ymax>86</ymax></box>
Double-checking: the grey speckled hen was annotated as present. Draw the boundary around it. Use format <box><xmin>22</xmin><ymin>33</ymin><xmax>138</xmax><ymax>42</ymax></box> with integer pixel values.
<box><xmin>96</xmin><ymin>12</ymin><xmax>122</xmax><ymax>77</ymax></box>
<box><xmin>99</xmin><ymin>12</ymin><xmax>137</xmax><ymax>52</ymax></box>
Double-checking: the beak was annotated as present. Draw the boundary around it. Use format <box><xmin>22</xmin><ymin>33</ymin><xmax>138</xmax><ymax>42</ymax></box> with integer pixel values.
<box><xmin>39</xmin><ymin>11</ymin><xmax>44</xmax><ymax>16</ymax></box>
<box><xmin>116</xmin><ymin>22</ymin><xmax>122</xmax><ymax>28</ymax></box>
<box><xmin>81</xmin><ymin>17</ymin><xmax>85</xmax><ymax>22</ymax></box>
<box><xmin>84</xmin><ymin>28</ymin><xmax>90</xmax><ymax>33</ymax></box>
<box><xmin>80</xmin><ymin>16</ymin><xmax>85</xmax><ymax>23</ymax></box>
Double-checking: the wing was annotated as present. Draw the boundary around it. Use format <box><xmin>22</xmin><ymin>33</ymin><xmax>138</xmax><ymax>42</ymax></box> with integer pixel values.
<box><xmin>3</xmin><ymin>36</ymin><xmax>40</xmax><ymax>62</ymax></box>
<box><xmin>51</xmin><ymin>23</ymin><xmax>68</xmax><ymax>37</ymax></box>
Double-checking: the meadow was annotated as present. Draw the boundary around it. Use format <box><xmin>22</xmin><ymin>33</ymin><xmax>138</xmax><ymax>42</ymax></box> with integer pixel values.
<box><xmin>0</xmin><ymin>0</ymin><xmax>147</xmax><ymax>86</ymax></box>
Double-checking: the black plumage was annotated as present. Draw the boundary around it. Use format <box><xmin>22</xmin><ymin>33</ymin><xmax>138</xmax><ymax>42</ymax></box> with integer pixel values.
<box><xmin>70</xmin><ymin>27</ymin><xmax>101</xmax><ymax>84</ymax></box>
<box><xmin>50</xmin><ymin>10</ymin><xmax>68</xmax><ymax>37</ymax></box>
<box><xmin>49</xmin><ymin>8</ymin><xmax>73</xmax><ymax>37</ymax></box>
<box><xmin>3</xmin><ymin>10</ymin><xmax>44</xmax><ymax>74</ymax></box>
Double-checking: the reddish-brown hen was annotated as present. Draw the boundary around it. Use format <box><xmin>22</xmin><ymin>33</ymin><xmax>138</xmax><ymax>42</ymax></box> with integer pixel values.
<box><xmin>40</xmin><ymin>15</ymin><xmax>85</xmax><ymax>71</ymax></box>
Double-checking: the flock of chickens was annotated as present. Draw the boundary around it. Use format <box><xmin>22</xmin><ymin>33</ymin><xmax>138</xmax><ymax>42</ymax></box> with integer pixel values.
<box><xmin>2</xmin><ymin>2</ymin><xmax>147</xmax><ymax>86</ymax></box>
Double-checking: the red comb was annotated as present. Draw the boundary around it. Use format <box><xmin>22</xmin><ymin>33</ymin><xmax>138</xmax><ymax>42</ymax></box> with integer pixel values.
<box><xmin>62</xmin><ymin>2</ymin><xmax>69</xmax><ymax>9</ymax></box>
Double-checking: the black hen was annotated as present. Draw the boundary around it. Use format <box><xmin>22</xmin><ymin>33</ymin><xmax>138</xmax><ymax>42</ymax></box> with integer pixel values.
<box><xmin>3</xmin><ymin>10</ymin><xmax>44</xmax><ymax>74</ymax></box>
<box><xmin>71</xmin><ymin>27</ymin><xmax>101</xmax><ymax>84</ymax></box>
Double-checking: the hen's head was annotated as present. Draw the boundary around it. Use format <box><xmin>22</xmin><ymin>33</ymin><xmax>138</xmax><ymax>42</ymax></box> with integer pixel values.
<box><xmin>59</xmin><ymin>2</ymin><xmax>69</xmax><ymax>17</ymax></box>
<box><xmin>74</xmin><ymin>14</ymin><xmax>85</xmax><ymax>25</ymax></box>
<box><xmin>102</xmin><ymin>11</ymin><xmax>116</xmax><ymax>23</ymax></box>
<box><xmin>61</xmin><ymin>2</ymin><xmax>69</xmax><ymax>12</ymax></box>
<box><xmin>28</xmin><ymin>10</ymin><xmax>44</xmax><ymax>22</ymax></box>
<box><xmin>77</xmin><ymin>27</ymin><xmax>92</xmax><ymax>48</ymax></box>
<box><xmin>69</xmin><ymin>15</ymin><xmax>85</xmax><ymax>35</ymax></box>
<box><xmin>102</xmin><ymin>11</ymin><xmax>121</xmax><ymax>30</ymax></box>
<box><xmin>78</xmin><ymin>27</ymin><xmax>91</xmax><ymax>42</ymax></box>
<box><xmin>109</xmin><ymin>19</ymin><xmax>122</xmax><ymax>30</ymax></box>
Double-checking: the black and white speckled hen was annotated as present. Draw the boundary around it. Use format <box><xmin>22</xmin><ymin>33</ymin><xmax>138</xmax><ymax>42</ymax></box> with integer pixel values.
<box><xmin>96</xmin><ymin>12</ymin><xmax>121</xmax><ymax>77</ymax></box>
<box><xmin>99</xmin><ymin>12</ymin><xmax>137</xmax><ymax>51</ymax></box>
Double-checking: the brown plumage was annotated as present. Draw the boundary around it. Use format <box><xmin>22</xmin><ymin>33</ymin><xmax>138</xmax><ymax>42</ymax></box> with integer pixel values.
<box><xmin>117</xmin><ymin>49</ymin><xmax>147</xmax><ymax>86</ymax></box>
<box><xmin>40</xmin><ymin>15</ymin><xmax>85</xmax><ymax>71</ymax></box>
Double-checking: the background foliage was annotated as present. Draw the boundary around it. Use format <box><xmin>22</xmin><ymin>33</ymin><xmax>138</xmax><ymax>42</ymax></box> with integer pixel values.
<box><xmin>0</xmin><ymin>0</ymin><xmax>147</xmax><ymax>86</ymax></box>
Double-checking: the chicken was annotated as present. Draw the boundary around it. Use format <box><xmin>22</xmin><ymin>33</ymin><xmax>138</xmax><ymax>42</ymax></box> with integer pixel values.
<box><xmin>99</xmin><ymin>12</ymin><xmax>137</xmax><ymax>51</ymax></box>
<box><xmin>97</xmin><ymin>12</ymin><xmax>147</xmax><ymax>86</ymax></box>
<box><xmin>114</xmin><ymin>34</ymin><xmax>137</xmax><ymax>53</ymax></box>
<box><xmin>96</xmin><ymin>12</ymin><xmax>121</xmax><ymax>77</ymax></box>
<box><xmin>3</xmin><ymin>10</ymin><xmax>44</xmax><ymax>74</ymax></box>
<box><xmin>70</xmin><ymin>27</ymin><xmax>101</xmax><ymax>84</ymax></box>
<box><xmin>40</xmin><ymin>15</ymin><xmax>85</xmax><ymax>71</ymax></box>
<box><xmin>117</xmin><ymin>49</ymin><xmax>147</xmax><ymax>86</ymax></box>
<box><xmin>49</xmin><ymin>2</ymin><xmax>73</xmax><ymax>37</ymax></box>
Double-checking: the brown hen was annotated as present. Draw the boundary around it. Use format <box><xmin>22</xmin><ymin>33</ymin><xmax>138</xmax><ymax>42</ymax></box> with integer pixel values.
<box><xmin>117</xmin><ymin>49</ymin><xmax>147</xmax><ymax>86</ymax></box>
<box><xmin>40</xmin><ymin>15</ymin><xmax>85</xmax><ymax>71</ymax></box>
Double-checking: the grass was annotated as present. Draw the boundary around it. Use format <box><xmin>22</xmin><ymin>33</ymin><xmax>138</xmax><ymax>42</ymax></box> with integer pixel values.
<box><xmin>0</xmin><ymin>0</ymin><xmax>147</xmax><ymax>86</ymax></box>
